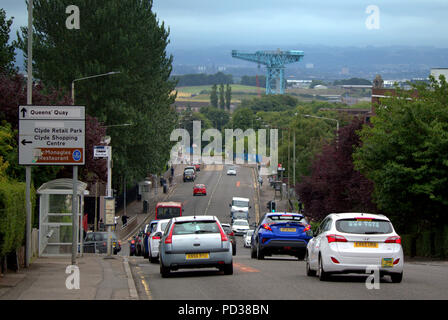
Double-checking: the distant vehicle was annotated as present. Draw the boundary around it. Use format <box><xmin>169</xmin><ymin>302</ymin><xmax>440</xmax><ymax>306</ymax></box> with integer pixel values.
<box><xmin>142</xmin><ymin>221</ymin><xmax>158</xmax><ymax>258</ymax></box>
<box><xmin>184</xmin><ymin>166</ymin><xmax>196</xmax><ymax>173</ymax></box>
<box><xmin>193</xmin><ymin>184</ymin><xmax>207</xmax><ymax>196</ymax></box>
<box><xmin>232</xmin><ymin>219</ymin><xmax>250</xmax><ymax>235</ymax></box>
<box><xmin>155</xmin><ymin>201</ymin><xmax>183</xmax><ymax>220</ymax></box>
<box><xmin>83</xmin><ymin>232</ymin><xmax>121</xmax><ymax>254</ymax></box>
<box><xmin>193</xmin><ymin>163</ymin><xmax>201</xmax><ymax>171</ymax></box>
<box><xmin>251</xmin><ymin>212</ymin><xmax>312</xmax><ymax>260</ymax></box>
<box><xmin>227</xmin><ymin>166</ymin><xmax>237</xmax><ymax>176</ymax></box>
<box><xmin>129</xmin><ymin>237</ymin><xmax>137</xmax><ymax>256</ymax></box>
<box><xmin>229</xmin><ymin>197</ymin><xmax>251</xmax><ymax>222</ymax></box>
<box><xmin>244</xmin><ymin>230</ymin><xmax>255</xmax><ymax>248</ymax></box>
<box><xmin>183</xmin><ymin>168</ymin><xmax>196</xmax><ymax>182</ymax></box>
<box><xmin>135</xmin><ymin>229</ymin><xmax>145</xmax><ymax>256</ymax></box>
<box><xmin>159</xmin><ymin>216</ymin><xmax>233</xmax><ymax>277</ymax></box>
<box><xmin>221</xmin><ymin>223</ymin><xmax>237</xmax><ymax>256</ymax></box>
<box><xmin>306</xmin><ymin>213</ymin><xmax>403</xmax><ymax>283</ymax></box>
<box><xmin>148</xmin><ymin>219</ymin><xmax>171</xmax><ymax>263</ymax></box>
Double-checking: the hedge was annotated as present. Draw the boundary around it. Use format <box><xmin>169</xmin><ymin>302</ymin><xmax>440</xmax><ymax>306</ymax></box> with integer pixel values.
<box><xmin>0</xmin><ymin>179</ymin><xmax>35</xmax><ymax>257</ymax></box>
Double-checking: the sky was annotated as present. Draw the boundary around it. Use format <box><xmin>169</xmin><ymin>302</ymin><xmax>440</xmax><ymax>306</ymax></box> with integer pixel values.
<box><xmin>2</xmin><ymin>0</ymin><xmax>448</xmax><ymax>49</ymax></box>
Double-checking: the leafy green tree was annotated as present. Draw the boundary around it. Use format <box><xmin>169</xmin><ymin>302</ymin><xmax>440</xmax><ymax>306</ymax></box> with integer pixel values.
<box><xmin>210</xmin><ymin>84</ymin><xmax>218</xmax><ymax>108</ymax></box>
<box><xmin>16</xmin><ymin>0</ymin><xmax>177</xmax><ymax>186</ymax></box>
<box><xmin>353</xmin><ymin>76</ymin><xmax>448</xmax><ymax>234</ymax></box>
<box><xmin>225</xmin><ymin>83</ymin><xmax>231</xmax><ymax>110</ymax></box>
<box><xmin>199</xmin><ymin>106</ymin><xmax>230</xmax><ymax>131</ymax></box>
<box><xmin>0</xmin><ymin>9</ymin><xmax>16</xmax><ymax>74</ymax></box>
<box><xmin>219</xmin><ymin>83</ymin><xmax>225</xmax><ymax>109</ymax></box>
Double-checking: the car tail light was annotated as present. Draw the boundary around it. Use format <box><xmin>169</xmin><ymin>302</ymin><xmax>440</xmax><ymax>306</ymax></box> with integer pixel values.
<box><xmin>146</xmin><ymin>232</ymin><xmax>150</xmax><ymax>236</ymax></box>
<box><xmin>216</xmin><ymin>223</ymin><xmax>229</xmax><ymax>242</ymax></box>
<box><xmin>103</xmin><ymin>242</ymin><xmax>106</xmax><ymax>246</ymax></box>
<box><xmin>152</xmin><ymin>236</ymin><xmax>161</xmax><ymax>240</ymax></box>
<box><xmin>131</xmin><ymin>240</ymin><xmax>135</xmax><ymax>244</ymax></box>
<box><xmin>165</xmin><ymin>224</ymin><xmax>175</xmax><ymax>244</ymax></box>
<box><xmin>262</xmin><ymin>224</ymin><xmax>272</xmax><ymax>231</ymax></box>
<box><xmin>331</xmin><ymin>257</ymin><xmax>340</xmax><ymax>264</ymax></box>
<box><xmin>303</xmin><ymin>224</ymin><xmax>311</xmax><ymax>232</ymax></box>
<box><xmin>385</xmin><ymin>236</ymin><xmax>401</xmax><ymax>244</ymax></box>
<box><xmin>262</xmin><ymin>238</ymin><xmax>268</xmax><ymax>244</ymax></box>
<box><xmin>229</xmin><ymin>232</ymin><xmax>234</xmax><ymax>236</ymax></box>
<box><xmin>326</xmin><ymin>234</ymin><xmax>347</xmax><ymax>243</ymax></box>
<box><xmin>118</xmin><ymin>241</ymin><xmax>121</xmax><ymax>246</ymax></box>
<box><xmin>393</xmin><ymin>258</ymin><xmax>400</xmax><ymax>265</ymax></box>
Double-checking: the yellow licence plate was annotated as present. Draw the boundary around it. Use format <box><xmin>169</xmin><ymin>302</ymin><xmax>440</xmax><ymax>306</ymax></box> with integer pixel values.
<box><xmin>186</xmin><ymin>253</ymin><xmax>209</xmax><ymax>260</ymax></box>
<box><xmin>280</xmin><ymin>228</ymin><xmax>296</xmax><ymax>232</ymax></box>
<box><xmin>382</xmin><ymin>258</ymin><xmax>394</xmax><ymax>267</ymax></box>
<box><xmin>354</xmin><ymin>242</ymin><xmax>378</xmax><ymax>248</ymax></box>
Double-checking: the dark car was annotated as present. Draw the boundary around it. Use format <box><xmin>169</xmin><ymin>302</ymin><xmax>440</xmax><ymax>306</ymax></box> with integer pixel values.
<box><xmin>251</xmin><ymin>212</ymin><xmax>312</xmax><ymax>260</ymax></box>
<box><xmin>183</xmin><ymin>169</ymin><xmax>195</xmax><ymax>182</ymax></box>
<box><xmin>135</xmin><ymin>230</ymin><xmax>145</xmax><ymax>256</ymax></box>
<box><xmin>221</xmin><ymin>223</ymin><xmax>237</xmax><ymax>256</ymax></box>
<box><xmin>83</xmin><ymin>232</ymin><xmax>121</xmax><ymax>254</ymax></box>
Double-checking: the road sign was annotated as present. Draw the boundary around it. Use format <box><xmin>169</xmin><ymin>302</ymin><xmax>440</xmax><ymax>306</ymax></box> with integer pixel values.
<box><xmin>94</xmin><ymin>145</ymin><xmax>110</xmax><ymax>158</ymax></box>
<box><xmin>19</xmin><ymin>106</ymin><xmax>85</xmax><ymax>165</ymax></box>
<box><xmin>104</xmin><ymin>197</ymin><xmax>115</xmax><ymax>226</ymax></box>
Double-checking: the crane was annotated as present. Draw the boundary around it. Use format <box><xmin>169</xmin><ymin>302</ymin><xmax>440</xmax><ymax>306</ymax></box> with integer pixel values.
<box><xmin>231</xmin><ymin>49</ymin><xmax>304</xmax><ymax>94</ymax></box>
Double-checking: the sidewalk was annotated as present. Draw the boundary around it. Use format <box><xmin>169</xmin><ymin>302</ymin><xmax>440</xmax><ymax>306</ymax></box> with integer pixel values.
<box><xmin>0</xmin><ymin>254</ymin><xmax>137</xmax><ymax>300</ymax></box>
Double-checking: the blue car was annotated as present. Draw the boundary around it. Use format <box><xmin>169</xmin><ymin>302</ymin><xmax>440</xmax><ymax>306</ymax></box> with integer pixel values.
<box><xmin>251</xmin><ymin>212</ymin><xmax>313</xmax><ymax>260</ymax></box>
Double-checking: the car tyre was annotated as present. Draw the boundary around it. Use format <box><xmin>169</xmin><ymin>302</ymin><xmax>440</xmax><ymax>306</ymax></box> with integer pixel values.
<box><xmin>390</xmin><ymin>272</ymin><xmax>403</xmax><ymax>283</ymax></box>
<box><xmin>232</xmin><ymin>243</ymin><xmax>236</xmax><ymax>256</ymax></box>
<box><xmin>223</xmin><ymin>262</ymin><xmax>233</xmax><ymax>275</ymax></box>
<box><xmin>257</xmin><ymin>241</ymin><xmax>264</xmax><ymax>260</ymax></box>
<box><xmin>160</xmin><ymin>259</ymin><xmax>170</xmax><ymax>278</ymax></box>
<box><xmin>305</xmin><ymin>252</ymin><xmax>316</xmax><ymax>277</ymax></box>
<box><xmin>318</xmin><ymin>255</ymin><xmax>329</xmax><ymax>281</ymax></box>
<box><xmin>251</xmin><ymin>244</ymin><xmax>257</xmax><ymax>259</ymax></box>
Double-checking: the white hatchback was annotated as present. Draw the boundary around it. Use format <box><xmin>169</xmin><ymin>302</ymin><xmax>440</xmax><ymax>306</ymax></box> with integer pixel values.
<box><xmin>148</xmin><ymin>219</ymin><xmax>171</xmax><ymax>263</ymax></box>
<box><xmin>305</xmin><ymin>213</ymin><xmax>403</xmax><ymax>283</ymax></box>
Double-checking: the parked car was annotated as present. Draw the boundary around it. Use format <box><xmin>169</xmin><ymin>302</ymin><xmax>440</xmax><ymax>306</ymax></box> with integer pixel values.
<box><xmin>226</xmin><ymin>166</ymin><xmax>237</xmax><ymax>176</ymax></box>
<box><xmin>244</xmin><ymin>230</ymin><xmax>254</xmax><ymax>248</ymax></box>
<box><xmin>142</xmin><ymin>221</ymin><xmax>158</xmax><ymax>259</ymax></box>
<box><xmin>221</xmin><ymin>223</ymin><xmax>237</xmax><ymax>256</ymax></box>
<box><xmin>183</xmin><ymin>169</ymin><xmax>196</xmax><ymax>182</ymax></box>
<box><xmin>135</xmin><ymin>230</ymin><xmax>145</xmax><ymax>256</ymax></box>
<box><xmin>305</xmin><ymin>212</ymin><xmax>404</xmax><ymax>283</ymax></box>
<box><xmin>147</xmin><ymin>219</ymin><xmax>170</xmax><ymax>263</ymax></box>
<box><xmin>129</xmin><ymin>236</ymin><xmax>137</xmax><ymax>256</ymax></box>
<box><xmin>232</xmin><ymin>219</ymin><xmax>250</xmax><ymax>236</ymax></box>
<box><xmin>159</xmin><ymin>216</ymin><xmax>233</xmax><ymax>277</ymax></box>
<box><xmin>184</xmin><ymin>166</ymin><xmax>196</xmax><ymax>173</ymax></box>
<box><xmin>83</xmin><ymin>232</ymin><xmax>121</xmax><ymax>254</ymax></box>
<box><xmin>193</xmin><ymin>183</ymin><xmax>207</xmax><ymax>196</ymax></box>
<box><xmin>251</xmin><ymin>212</ymin><xmax>312</xmax><ymax>260</ymax></box>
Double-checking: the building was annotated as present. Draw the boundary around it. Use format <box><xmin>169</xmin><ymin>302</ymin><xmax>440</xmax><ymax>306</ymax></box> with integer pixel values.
<box><xmin>431</xmin><ymin>68</ymin><xmax>448</xmax><ymax>82</ymax></box>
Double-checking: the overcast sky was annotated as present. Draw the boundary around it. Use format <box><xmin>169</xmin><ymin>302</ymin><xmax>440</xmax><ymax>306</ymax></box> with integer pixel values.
<box><xmin>2</xmin><ymin>0</ymin><xmax>448</xmax><ymax>48</ymax></box>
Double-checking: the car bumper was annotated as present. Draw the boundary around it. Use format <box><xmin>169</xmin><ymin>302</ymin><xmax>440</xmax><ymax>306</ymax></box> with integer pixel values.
<box><xmin>161</xmin><ymin>251</ymin><xmax>232</xmax><ymax>269</ymax></box>
<box><xmin>261</xmin><ymin>239</ymin><xmax>308</xmax><ymax>254</ymax></box>
<box><xmin>233</xmin><ymin>229</ymin><xmax>249</xmax><ymax>235</ymax></box>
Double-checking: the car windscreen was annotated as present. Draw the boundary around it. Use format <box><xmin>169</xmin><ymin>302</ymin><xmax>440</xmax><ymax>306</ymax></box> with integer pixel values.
<box><xmin>172</xmin><ymin>221</ymin><xmax>220</xmax><ymax>235</ymax></box>
<box><xmin>157</xmin><ymin>207</ymin><xmax>181</xmax><ymax>219</ymax></box>
<box><xmin>233</xmin><ymin>212</ymin><xmax>247</xmax><ymax>219</ymax></box>
<box><xmin>233</xmin><ymin>220</ymin><xmax>249</xmax><ymax>226</ymax></box>
<box><xmin>184</xmin><ymin>169</ymin><xmax>194</xmax><ymax>175</ymax></box>
<box><xmin>95</xmin><ymin>233</ymin><xmax>117</xmax><ymax>241</ymax></box>
<box><xmin>266</xmin><ymin>215</ymin><xmax>307</xmax><ymax>224</ymax></box>
<box><xmin>336</xmin><ymin>219</ymin><xmax>393</xmax><ymax>234</ymax></box>
<box><xmin>232</xmin><ymin>200</ymin><xmax>249</xmax><ymax>207</ymax></box>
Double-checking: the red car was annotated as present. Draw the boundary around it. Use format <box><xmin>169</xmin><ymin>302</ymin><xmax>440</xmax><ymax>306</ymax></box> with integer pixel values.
<box><xmin>193</xmin><ymin>184</ymin><xmax>207</xmax><ymax>196</ymax></box>
<box><xmin>193</xmin><ymin>163</ymin><xmax>201</xmax><ymax>171</ymax></box>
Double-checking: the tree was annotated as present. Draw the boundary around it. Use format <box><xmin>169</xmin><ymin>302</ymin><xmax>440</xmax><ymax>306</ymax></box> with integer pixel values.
<box><xmin>210</xmin><ymin>84</ymin><xmax>218</xmax><ymax>108</ymax></box>
<box><xmin>225</xmin><ymin>84</ymin><xmax>231</xmax><ymax>110</ymax></box>
<box><xmin>199</xmin><ymin>106</ymin><xmax>230</xmax><ymax>131</ymax></box>
<box><xmin>0</xmin><ymin>9</ymin><xmax>16</xmax><ymax>74</ymax></box>
<box><xmin>16</xmin><ymin>0</ymin><xmax>177</xmax><ymax>187</ymax></box>
<box><xmin>296</xmin><ymin>118</ymin><xmax>377</xmax><ymax>221</ymax></box>
<box><xmin>353</xmin><ymin>76</ymin><xmax>448</xmax><ymax>233</ymax></box>
<box><xmin>219</xmin><ymin>83</ymin><xmax>225</xmax><ymax>109</ymax></box>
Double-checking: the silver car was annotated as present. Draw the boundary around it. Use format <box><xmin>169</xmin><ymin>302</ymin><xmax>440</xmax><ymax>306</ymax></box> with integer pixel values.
<box><xmin>159</xmin><ymin>216</ymin><xmax>233</xmax><ymax>277</ymax></box>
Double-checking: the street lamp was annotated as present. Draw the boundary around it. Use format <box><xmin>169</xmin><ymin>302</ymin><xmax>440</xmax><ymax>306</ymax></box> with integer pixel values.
<box><xmin>71</xmin><ymin>71</ymin><xmax>121</xmax><ymax>105</ymax></box>
<box><xmin>303</xmin><ymin>114</ymin><xmax>340</xmax><ymax>147</ymax></box>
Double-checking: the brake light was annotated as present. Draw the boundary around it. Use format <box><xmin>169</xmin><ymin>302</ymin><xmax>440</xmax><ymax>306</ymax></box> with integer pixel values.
<box><xmin>393</xmin><ymin>258</ymin><xmax>400</xmax><ymax>265</ymax></box>
<box><xmin>216</xmin><ymin>223</ymin><xmax>228</xmax><ymax>242</ymax></box>
<box><xmin>103</xmin><ymin>242</ymin><xmax>106</xmax><ymax>246</ymax></box>
<box><xmin>331</xmin><ymin>257</ymin><xmax>340</xmax><ymax>264</ymax></box>
<box><xmin>385</xmin><ymin>236</ymin><xmax>401</xmax><ymax>244</ymax></box>
<box><xmin>131</xmin><ymin>240</ymin><xmax>135</xmax><ymax>244</ymax></box>
<box><xmin>303</xmin><ymin>225</ymin><xmax>311</xmax><ymax>232</ymax></box>
<box><xmin>229</xmin><ymin>232</ymin><xmax>234</xmax><ymax>236</ymax></box>
<box><xmin>118</xmin><ymin>241</ymin><xmax>121</xmax><ymax>246</ymax></box>
<box><xmin>262</xmin><ymin>224</ymin><xmax>272</xmax><ymax>231</ymax></box>
<box><xmin>152</xmin><ymin>236</ymin><xmax>161</xmax><ymax>240</ymax></box>
<box><xmin>326</xmin><ymin>234</ymin><xmax>347</xmax><ymax>243</ymax></box>
<box><xmin>165</xmin><ymin>224</ymin><xmax>175</xmax><ymax>244</ymax></box>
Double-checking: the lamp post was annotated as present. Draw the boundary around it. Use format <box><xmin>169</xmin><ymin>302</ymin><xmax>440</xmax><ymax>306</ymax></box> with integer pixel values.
<box><xmin>303</xmin><ymin>114</ymin><xmax>340</xmax><ymax>147</ymax></box>
<box><xmin>71</xmin><ymin>71</ymin><xmax>121</xmax><ymax>105</ymax></box>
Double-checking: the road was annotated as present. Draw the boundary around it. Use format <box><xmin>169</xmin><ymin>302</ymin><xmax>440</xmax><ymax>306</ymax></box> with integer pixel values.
<box><xmin>126</xmin><ymin>164</ymin><xmax>448</xmax><ymax>300</ymax></box>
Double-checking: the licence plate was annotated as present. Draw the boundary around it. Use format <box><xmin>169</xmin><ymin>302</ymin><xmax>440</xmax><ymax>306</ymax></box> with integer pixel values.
<box><xmin>280</xmin><ymin>228</ymin><xmax>296</xmax><ymax>232</ymax></box>
<box><xmin>186</xmin><ymin>253</ymin><xmax>209</xmax><ymax>260</ymax></box>
<box><xmin>381</xmin><ymin>258</ymin><xmax>393</xmax><ymax>267</ymax></box>
<box><xmin>354</xmin><ymin>242</ymin><xmax>378</xmax><ymax>248</ymax></box>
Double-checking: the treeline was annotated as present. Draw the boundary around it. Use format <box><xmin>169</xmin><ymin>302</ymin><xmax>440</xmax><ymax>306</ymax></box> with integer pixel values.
<box><xmin>172</xmin><ymin>72</ymin><xmax>233</xmax><ymax>86</ymax></box>
<box><xmin>333</xmin><ymin>78</ymin><xmax>372</xmax><ymax>86</ymax></box>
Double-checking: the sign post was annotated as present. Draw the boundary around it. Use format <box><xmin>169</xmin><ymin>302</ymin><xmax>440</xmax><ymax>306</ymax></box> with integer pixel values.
<box><xmin>104</xmin><ymin>197</ymin><xmax>115</xmax><ymax>257</ymax></box>
<box><xmin>19</xmin><ymin>105</ymin><xmax>85</xmax><ymax>264</ymax></box>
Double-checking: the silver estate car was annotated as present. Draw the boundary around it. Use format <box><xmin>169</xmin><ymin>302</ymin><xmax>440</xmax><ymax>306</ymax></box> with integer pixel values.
<box><xmin>159</xmin><ymin>216</ymin><xmax>233</xmax><ymax>277</ymax></box>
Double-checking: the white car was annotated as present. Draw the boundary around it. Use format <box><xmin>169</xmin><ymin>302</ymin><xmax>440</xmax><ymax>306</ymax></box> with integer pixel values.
<box><xmin>244</xmin><ymin>230</ymin><xmax>254</xmax><ymax>247</ymax></box>
<box><xmin>229</xmin><ymin>197</ymin><xmax>251</xmax><ymax>222</ymax></box>
<box><xmin>148</xmin><ymin>219</ymin><xmax>170</xmax><ymax>263</ymax></box>
<box><xmin>305</xmin><ymin>213</ymin><xmax>404</xmax><ymax>283</ymax></box>
<box><xmin>227</xmin><ymin>166</ymin><xmax>237</xmax><ymax>175</ymax></box>
<box><xmin>232</xmin><ymin>219</ymin><xmax>250</xmax><ymax>235</ymax></box>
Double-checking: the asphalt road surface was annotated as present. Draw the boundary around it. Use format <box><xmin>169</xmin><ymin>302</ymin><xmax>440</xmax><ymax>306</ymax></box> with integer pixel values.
<box><xmin>127</xmin><ymin>164</ymin><xmax>448</xmax><ymax>300</ymax></box>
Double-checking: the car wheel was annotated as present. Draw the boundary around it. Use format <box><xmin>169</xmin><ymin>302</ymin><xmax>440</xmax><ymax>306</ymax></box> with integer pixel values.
<box><xmin>318</xmin><ymin>255</ymin><xmax>329</xmax><ymax>281</ymax></box>
<box><xmin>160</xmin><ymin>258</ymin><xmax>170</xmax><ymax>278</ymax></box>
<box><xmin>223</xmin><ymin>262</ymin><xmax>233</xmax><ymax>275</ymax></box>
<box><xmin>257</xmin><ymin>241</ymin><xmax>264</xmax><ymax>260</ymax></box>
<box><xmin>390</xmin><ymin>272</ymin><xmax>403</xmax><ymax>283</ymax></box>
<box><xmin>232</xmin><ymin>243</ymin><xmax>236</xmax><ymax>256</ymax></box>
<box><xmin>251</xmin><ymin>244</ymin><xmax>257</xmax><ymax>259</ymax></box>
<box><xmin>305</xmin><ymin>252</ymin><xmax>316</xmax><ymax>277</ymax></box>
<box><xmin>297</xmin><ymin>252</ymin><xmax>305</xmax><ymax>261</ymax></box>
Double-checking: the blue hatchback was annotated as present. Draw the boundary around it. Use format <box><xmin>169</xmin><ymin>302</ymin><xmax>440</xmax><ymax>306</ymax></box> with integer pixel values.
<box><xmin>251</xmin><ymin>212</ymin><xmax>313</xmax><ymax>260</ymax></box>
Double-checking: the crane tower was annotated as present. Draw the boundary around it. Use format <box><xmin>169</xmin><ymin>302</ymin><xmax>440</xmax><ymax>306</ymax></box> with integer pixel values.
<box><xmin>231</xmin><ymin>49</ymin><xmax>304</xmax><ymax>95</ymax></box>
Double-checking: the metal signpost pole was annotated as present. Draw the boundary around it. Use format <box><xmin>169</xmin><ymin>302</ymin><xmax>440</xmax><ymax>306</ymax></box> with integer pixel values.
<box><xmin>72</xmin><ymin>166</ymin><xmax>78</xmax><ymax>265</ymax></box>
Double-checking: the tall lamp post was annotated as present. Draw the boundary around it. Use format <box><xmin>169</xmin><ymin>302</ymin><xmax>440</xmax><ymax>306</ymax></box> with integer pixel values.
<box><xmin>71</xmin><ymin>71</ymin><xmax>121</xmax><ymax>105</ymax></box>
<box><xmin>303</xmin><ymin>114</ymin><xmax>340</xmax><ymax>147</ymax></box>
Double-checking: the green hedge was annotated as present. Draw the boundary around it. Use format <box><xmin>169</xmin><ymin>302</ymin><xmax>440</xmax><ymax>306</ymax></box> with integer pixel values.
<box><xmin>401</xmin><ymin>225</ymin><xmax>448</xmax><ymax>258</ymax></box>
<box><xmin>0</xmin><ymin>180</ymin><xmax>35</xmax><ymax>257</ymax></box>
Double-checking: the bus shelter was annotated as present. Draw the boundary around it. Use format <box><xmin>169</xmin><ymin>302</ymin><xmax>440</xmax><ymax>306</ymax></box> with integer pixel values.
<box><xmin>37</xmin><ymin>179</ymin><xmax>87</xmax><ymax>256</ymax></box>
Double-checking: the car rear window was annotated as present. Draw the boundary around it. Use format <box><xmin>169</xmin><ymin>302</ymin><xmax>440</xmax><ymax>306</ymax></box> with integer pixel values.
<box><xmin>336</xmin><ymin>219</ymin><xmax>393</xmax><ymax>234</ymax></box>
<box><xmin>172</xmin><ymin>221</ymin><xmax>220</xmax><ymax>235</ymax></box>
<box><xmin>266</xmin><ymin>215</ymin><xmax>307</xmax><ymax>224</ymax></box>
<box><xmin>222</xmin><ymin>225</ymin><xmax>231</xmax><ymax>233</ymax></box>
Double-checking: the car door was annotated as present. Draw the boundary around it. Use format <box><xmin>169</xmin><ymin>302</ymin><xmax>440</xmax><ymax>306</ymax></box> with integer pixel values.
<box><xmin>309</xmin><ymin>218</ymin><xmax>330</xmax><ymax>268</ymax></box>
